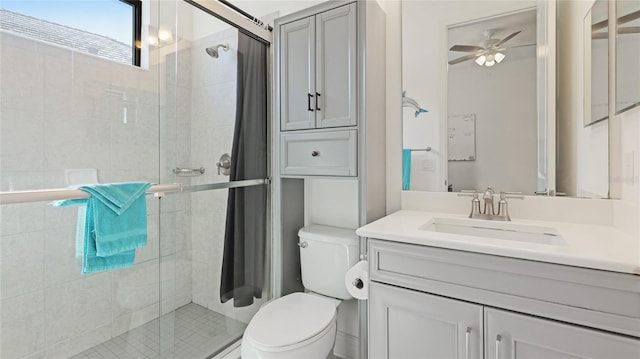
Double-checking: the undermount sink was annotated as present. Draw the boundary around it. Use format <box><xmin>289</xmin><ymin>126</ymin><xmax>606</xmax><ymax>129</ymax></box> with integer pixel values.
<box><xmin>419</xmin><ymin>217</ymin><xmax>567</xmax><ymax>246</ymax></box>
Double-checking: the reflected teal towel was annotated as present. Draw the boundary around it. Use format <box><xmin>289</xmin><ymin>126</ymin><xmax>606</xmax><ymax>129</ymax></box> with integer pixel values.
<box><xmin>53</xmin><ymin>182</ymin><xmax>152</xmax><ymax>274</ymax></box>
<box><xmin>402</xmin><ymin>149</ymin><xmax>411</xmax><ymax>190</ymax></box>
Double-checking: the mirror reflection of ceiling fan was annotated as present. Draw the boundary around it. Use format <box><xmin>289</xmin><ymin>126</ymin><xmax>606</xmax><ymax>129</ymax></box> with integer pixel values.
<box><xmin>591</xmin><ymin>9</ymin><xmax>640</xmax><ymax>39</ymax></box>
<box><xmin>448</xmin><ymin>30</ymin><xmax>527</xmax><ymax>67</ymax></box>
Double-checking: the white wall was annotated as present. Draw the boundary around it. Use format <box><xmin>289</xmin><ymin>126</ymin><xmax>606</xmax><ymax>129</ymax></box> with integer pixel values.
<box><xmin>613</xmin><ymin>107</ymin><xmax>640</xmax><ymax>239</ymax></box>
<box><xmin>557</xmin><ymin>0</ymin><xmax>609</xmax><ymax>198</ymax></box>
<box><xmin>381</xmin><ymin>0</ymin><xmax>403</xmax><ymax>214</ymax></box>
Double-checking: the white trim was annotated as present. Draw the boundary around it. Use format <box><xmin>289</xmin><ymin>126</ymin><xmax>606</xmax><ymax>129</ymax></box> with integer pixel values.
<box><xmin>188</xmin><ymin>0</ymin><xmax>272</xmax><ymax>43</ymax></box>
<box><xmin>334</xmin><ymin>330</ymin><xmax>359</xmax><ymax>359</ymax></box>
<box><xmin>213</xmin><ymin>339</ymin><xmax>242</xmax><ymax>359</ymax></box>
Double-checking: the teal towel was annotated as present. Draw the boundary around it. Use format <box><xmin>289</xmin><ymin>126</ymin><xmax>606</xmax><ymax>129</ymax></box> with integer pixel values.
<box><xmin>53</xmin><ymin>182</ymin><xmax>152</xmax><ymax>274</ymax></box>
<box><xmin>402</xmin><ymin>149</ymin><xmax>411</xmax><ymax>190</ymax></box>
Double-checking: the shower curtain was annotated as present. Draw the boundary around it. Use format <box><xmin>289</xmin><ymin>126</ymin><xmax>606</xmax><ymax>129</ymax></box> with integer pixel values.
<box><xmin>220</xmin><ymin>31</ymin><xmax>268</xmax><ymax>307</ymax></box>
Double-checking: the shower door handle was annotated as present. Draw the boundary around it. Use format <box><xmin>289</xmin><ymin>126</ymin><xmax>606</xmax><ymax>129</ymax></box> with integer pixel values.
<box><xmin>315</xmin><ymin>92</ymin><xmax>321</xmax><ymax>111</ymax></box>
<box><xmin>307</xmin><ymin>93</ymin><xmax>314</xmax><ymax>112</ymax></box>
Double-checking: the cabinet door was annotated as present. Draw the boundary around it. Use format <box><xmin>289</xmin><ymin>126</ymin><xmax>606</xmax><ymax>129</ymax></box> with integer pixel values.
<box><xmin>315</xmin><ymin>3</ymin><xmax>357</xmax><ymax>129</ymax></box>
<box><xmin>280</xmin><ymin>16</ymin><xmax>315</xmax><ymax>131</ymax></box>
<box><xmin>369</xmin><ymin>282</ymin><xmax>483</xmax><ymax>359</ymax></box>
<box><xmin>486</xmin><ymin>308</ymin><xmax>640</xmax><ymax>359</ymax></box>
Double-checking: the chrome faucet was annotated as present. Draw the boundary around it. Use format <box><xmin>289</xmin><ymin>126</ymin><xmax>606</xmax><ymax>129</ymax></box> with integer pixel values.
<box><xmin>482</xmin><ymin>187</ymin><xmax>496</xmax><ymax>215</ymax></box>
<box><xmin>459</xmin><ymin>187</ymin><xmax>523</xmax><ymax>221</ymax></box>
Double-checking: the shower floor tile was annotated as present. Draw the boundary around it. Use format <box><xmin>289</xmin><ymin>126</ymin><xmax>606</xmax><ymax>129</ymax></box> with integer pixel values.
<box><xmin>70</xmin><ymin>303</ymin><xmax>246</xmax><ymax>359</ymax></box>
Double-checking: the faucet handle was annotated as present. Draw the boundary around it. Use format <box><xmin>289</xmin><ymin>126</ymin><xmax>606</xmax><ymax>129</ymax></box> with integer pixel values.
<box><xmin>501</xmin><ymin>191</ymin><xmax>524</xmax><ymax>200</ymax></box>
<box><xmin>458</xmin><ymin>189</ymin><xmax>479</xmax><ymax>197</ymax></box>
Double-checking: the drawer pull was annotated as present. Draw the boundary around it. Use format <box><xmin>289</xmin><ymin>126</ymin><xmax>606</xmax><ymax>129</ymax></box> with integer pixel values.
<box><xmin>495</xmin><ymin>334</ymin><xmax>502</xmax><ymax>359</ymax></box>
<box><xmin>308</xmin><ymin>93</ymin><xmax>314</xmax><ymax>112</ymax></box>
<box><xmin>316</xmin><ymin>92</ymin><xmax>321</xmax><ymax>111</ymax></box>
<box><xmin>465</xmin><ymin>327</ymin><xmax>471</xmax><ymax>359</ymax></box>
<box><xmin>311</xmin><ymin>150</ymin><xmax>320</xmax><ymax>157</ymax></box>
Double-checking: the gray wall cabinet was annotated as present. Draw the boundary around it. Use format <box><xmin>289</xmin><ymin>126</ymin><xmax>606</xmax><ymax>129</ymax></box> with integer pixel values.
<box><xmin>279</xmin><ymin>3</ymin><xmax>357</xmax><ymax>132</ymax></box>
<box><xmin>368</xmin><ymin>239</ymin><xmax>640</xmax><ymax>359</ymax></box>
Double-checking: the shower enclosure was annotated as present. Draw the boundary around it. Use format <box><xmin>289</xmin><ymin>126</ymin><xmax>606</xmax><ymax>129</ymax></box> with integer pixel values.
<box><xmin>0</xmin><ymin>0</ymin><xmax>271</xmax><ymax>357</ymax></box>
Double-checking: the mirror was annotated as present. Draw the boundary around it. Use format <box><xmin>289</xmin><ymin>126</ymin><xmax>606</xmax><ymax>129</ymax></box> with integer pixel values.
<box><xmin>446</xmin><ymin>8</ymin><xmax>541</xmax><ymax>195</ymax></box>
<box><xmin>616</xmin><ymin>0</ymin><xmax>640</xmax><ymax>114</ymax></box>
<box><xmin>402</xmin><ymin>0</ymin><xmax>609</xmax><ymax>198</ymax></box>
<box><xmin>585</xmin><ymin>0</ymin><xmax>609</xmax><ymax>126</ymax></box>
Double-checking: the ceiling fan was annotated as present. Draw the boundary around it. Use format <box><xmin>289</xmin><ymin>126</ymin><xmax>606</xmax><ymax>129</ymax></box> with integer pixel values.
<box><xmin>448</xmin><ymin>30</ymin><xmax>522</xmax><ymax>67</ymax></box>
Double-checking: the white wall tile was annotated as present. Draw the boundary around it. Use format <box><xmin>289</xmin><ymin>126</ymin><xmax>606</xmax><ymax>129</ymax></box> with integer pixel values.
<box><xmin>0</xmin><ymin>108</ymin><xmax>45</xmax><ymax>171</ymax></box>
<box><xmin>1</xmin><ymin>291</ymin><xmax>45</xmax><ymax>358</ymax></box>
<box><xmin>46</xmin><ymin>324</ymin><xmax>112</xmax><ymax>358</ymax></box>
<box><xmin>112</xmin><ymin>303</ymin><xmax>160</xmax><ymax>337</ymax></box>
<box><xmin>0</xmin><ymin>38</ymin><xmax>45</xmax><ymax>111</ymax></box>
<box><xmin>45</xmin><ymin>273</ymin><xmax>112</xmax><ymax>344</ymax></box>
<box><xmin>44</xmin><ymin>225</ymin><xmax>84</xmax><ymax>285</ymax></box>
<box><xmin>1</xmin><ymin>231</ymin><xmax>45</xmax><ymax>299</ymax></box>
<box><xmin>112</xmin><ymin>261</ymin><xmax>160</xmax><ymax>320</ymax></box>
<box><xmin>1</xmin><ymin>203</ymin><xmax>46</xmax><ymax>236</ymax></box>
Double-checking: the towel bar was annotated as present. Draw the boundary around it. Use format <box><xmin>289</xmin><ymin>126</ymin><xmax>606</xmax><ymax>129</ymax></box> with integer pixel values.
<box><xmin>0</xmin><ymin>178</ymin><xmax>270</xmax><ymax>205</ymax></box>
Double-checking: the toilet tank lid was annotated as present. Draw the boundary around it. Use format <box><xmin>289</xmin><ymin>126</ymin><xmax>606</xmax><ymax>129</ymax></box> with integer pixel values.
<box><xmin>298</xmin><ymin>224</ymin><xmax>358</xmax><ymax>244</ymax></box>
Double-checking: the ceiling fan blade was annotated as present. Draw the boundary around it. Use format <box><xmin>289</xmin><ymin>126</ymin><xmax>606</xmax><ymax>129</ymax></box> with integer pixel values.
<box><xmin>504</xmin><ymin>43</ymin><xmax>536</xmax><ymax>49</ymax></box>
<box><xmin>618</xmin><ymin>26</ymin><xmax>640</xmax><ymax>34</ymax></box>
<box><xmin>449</xmin><ymin>45</ymin><xmax>485</xmax><ymax>52</ymax></box>
<box><xmin>495</xmin><ymin>30</ymin><xmax>522</xmax><ymax>47</ymax></box>
<box><xmin>448</xmin><ymin>53</ymin><xmax>478</xmax><ymax>65</ymax></box>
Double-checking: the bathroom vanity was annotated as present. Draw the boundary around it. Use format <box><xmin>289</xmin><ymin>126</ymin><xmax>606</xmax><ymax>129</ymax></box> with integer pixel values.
<box><xmin>357</xmin><ymin>210</ymin><xmax>640</xmax><ymax>359</ymax></box>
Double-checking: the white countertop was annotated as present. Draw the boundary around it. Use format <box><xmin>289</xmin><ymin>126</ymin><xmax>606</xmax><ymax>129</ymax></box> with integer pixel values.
<box><xmin>356</xmin><ymin>210</ymin><xmax>640</xmax><ymax>275</ymax></box>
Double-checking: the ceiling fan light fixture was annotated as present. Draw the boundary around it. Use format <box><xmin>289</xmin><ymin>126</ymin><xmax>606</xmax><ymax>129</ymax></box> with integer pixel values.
<box><xmin>485</xmin><ymin>59</ymin><xmax>496</xmax><ymax>67</ymax></box>
<box><xmin>495</xmin><ymin>52</ymin><xmax>506</xmax><ymax>63</ymax></box>
<box><xmin>475</xmin><ymin>55</ymin><xmax>486</xmax><ymax>66</ymax></box>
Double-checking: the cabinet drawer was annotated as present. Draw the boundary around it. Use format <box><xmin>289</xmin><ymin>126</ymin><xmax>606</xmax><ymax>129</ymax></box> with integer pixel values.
<box><xmin>281</xmin><ymin>130</ymin><xmax>357</xmax><ymax>176</ymax></box>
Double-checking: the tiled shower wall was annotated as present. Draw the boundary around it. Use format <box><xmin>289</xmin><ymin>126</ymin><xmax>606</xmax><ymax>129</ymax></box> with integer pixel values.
<box><xmin>188</xmin><ymin>28</ymin><xmax>267</xmax><ymax>324</ymax></box>
<box><xmin>0</xmin><ymin>31</ymin><xmax>192</xmax><ymax>358</ymax></box>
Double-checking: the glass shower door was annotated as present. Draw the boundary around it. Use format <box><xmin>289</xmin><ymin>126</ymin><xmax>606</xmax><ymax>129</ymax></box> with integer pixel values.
<box><xmin>0</xmin><ymin>0</ymin><xmax>269</xmax><ymax>358</ymax></box>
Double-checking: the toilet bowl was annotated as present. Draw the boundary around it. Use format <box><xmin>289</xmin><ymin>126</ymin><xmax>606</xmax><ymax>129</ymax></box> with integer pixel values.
<box><xmin>241</xmin><ymin>292</ymin><xmax>340</xmax><ymax>359</ymax></box>
<box><xmin>241</xmin><ymin>224</ymin><xmax>359</xmax><ymax>359</ymax></box>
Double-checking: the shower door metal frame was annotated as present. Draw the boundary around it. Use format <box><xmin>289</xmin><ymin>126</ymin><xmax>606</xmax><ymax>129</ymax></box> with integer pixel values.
<box><xmin>185</xmin><ymin>0</ymin><xmax>273</xmax><ymax>44</ymax></box>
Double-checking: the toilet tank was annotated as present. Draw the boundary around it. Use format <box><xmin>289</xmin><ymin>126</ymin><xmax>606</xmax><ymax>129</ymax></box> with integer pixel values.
<box><xmin>298</xmin><ymin>224</ymin><xmax>359</xmax><ymax>300</ymax></box>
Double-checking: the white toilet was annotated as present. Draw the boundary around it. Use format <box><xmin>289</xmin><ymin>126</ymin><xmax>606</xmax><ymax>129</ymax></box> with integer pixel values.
<box><xmin>241</xmin><ymin>224</ymin><xmax>359</xmax><ymax>359</ymax></box>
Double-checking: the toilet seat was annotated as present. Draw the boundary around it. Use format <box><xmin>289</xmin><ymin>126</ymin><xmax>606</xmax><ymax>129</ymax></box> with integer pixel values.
<box><xmin>244</xmin><ymin>292</ymin><xmax>337</xmax><ymax>352</ymax></box>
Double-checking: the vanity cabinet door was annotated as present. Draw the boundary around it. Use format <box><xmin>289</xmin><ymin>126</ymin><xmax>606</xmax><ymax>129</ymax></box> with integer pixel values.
<box><xmin>280</xmin><ymin>16</ymin><xmax>315</xmax><ymax>131</ymax></box>
<box><xmin>369</xmin><ymin>281</ymin><xmax>483</xmax><ymax>359</ymax></box>
<box><xmin>486</xmin><ymin>308</ymin><xmax>640</xmax><ymax>359</ymax></box>
<box><xmin>315</xmin><ymin>3</ymin><xmax>357</xmax><ymax>129</ymax></box>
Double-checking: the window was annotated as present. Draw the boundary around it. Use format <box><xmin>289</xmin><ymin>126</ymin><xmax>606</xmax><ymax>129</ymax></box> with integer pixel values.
<box><xmin>0</xmin><ymin>0</ymin><xmax>142</xmax><ymax>66</ymax></box>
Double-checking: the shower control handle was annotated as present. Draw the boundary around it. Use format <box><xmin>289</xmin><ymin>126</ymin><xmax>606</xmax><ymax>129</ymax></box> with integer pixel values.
<box><xmin>316</xmin><ymin>92</ymin><xmax>321</xmax><ymax>111</ymax></box>
<box><xmin>307</xmin><ymin>93</ymin><xmax>314</xmax><ymax>112</ymax></box>
<box><xmin>216</xmin><ymin>153</ymin><xmax>231</xmax><ymax>176</ymax></box>
<box><xmin>311</xmin><ymin>151</ymin><xmax>320</xmax><ymax>157</ymax></box>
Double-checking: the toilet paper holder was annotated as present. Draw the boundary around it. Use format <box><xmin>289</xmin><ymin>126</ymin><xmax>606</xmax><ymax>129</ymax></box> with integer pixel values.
<box><xmin>353</xmin><ymin>278</ymin><xmax>364</xmax><ymax>289</ymax></box>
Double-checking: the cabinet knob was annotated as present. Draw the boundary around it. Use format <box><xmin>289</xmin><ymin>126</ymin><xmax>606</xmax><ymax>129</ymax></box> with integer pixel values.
<box><xmin>311</xmin><ymin>150</ymin><xmax>320</xmax><ymax>157</ymax></box>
